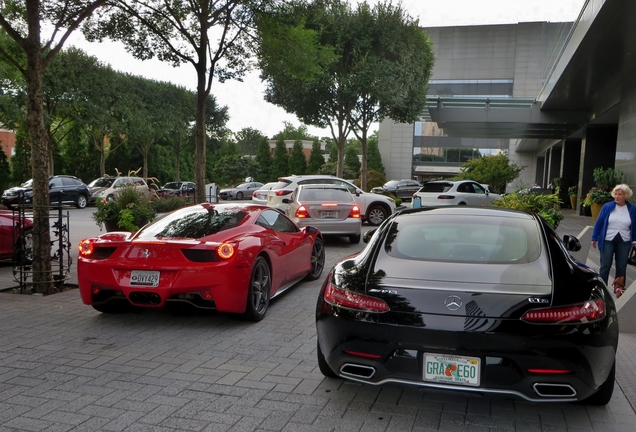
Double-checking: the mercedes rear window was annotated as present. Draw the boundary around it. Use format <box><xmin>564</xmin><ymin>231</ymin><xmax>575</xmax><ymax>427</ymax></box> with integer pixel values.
<box><xmin>421</xmin><ymin>182</ymin><xmax>453</xmax><ymax>193</ymax></box>
<box><xmin>384</xmin><ymin>214</ymin><xmax>541</xmax><ymax>264</ymax></box>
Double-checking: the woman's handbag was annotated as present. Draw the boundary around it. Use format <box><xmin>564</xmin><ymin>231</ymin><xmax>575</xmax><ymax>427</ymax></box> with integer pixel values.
<box><xmin>628</xmin><ymin>248</ymin><xmax>636</xmax><ymax>267</ymax></box>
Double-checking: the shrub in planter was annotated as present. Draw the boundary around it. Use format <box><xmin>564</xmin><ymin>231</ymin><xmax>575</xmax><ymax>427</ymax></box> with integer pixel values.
<box><xmin>492</xmin><ymin>192</ymin><xmax>564</xmax><ymax>229</ymax></box>
<box><xmin>93</xmin><ymin>184</ymin><xmax>156</xmax><ymax>231</ymax></box>
<box><xmin>149</xmin><ymin>195</ymin><xmax>191</xmax><ymax>213</ymax></box>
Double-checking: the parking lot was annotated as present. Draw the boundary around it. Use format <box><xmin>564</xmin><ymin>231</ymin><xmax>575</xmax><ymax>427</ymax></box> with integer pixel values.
<box><xmin>1</xmin><ymin>205</ymin><xmax>636</xmax><ymax>431</ymax></box>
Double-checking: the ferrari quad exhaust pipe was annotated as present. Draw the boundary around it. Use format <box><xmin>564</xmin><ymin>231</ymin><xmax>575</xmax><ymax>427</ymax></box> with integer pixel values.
<box><xmin>340</xmin><ymin>363</ymin><xmax>376</xmax><ymax>379</ymax></box>
<box><xmin>532</xmin><ymin>383</ymin><xmax>577</xmax><ymax>397</ymax></box>
<box><xmin>129</xmin><ymin>292</ymin><xmax>161</xmax><ymax>305</ymax></box>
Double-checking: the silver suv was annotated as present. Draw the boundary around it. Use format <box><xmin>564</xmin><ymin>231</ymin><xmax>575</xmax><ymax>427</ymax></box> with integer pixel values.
<box><xmin>267</xmin><ymin>175</ymin><xmax>396</xmax><ymax>226</ymax></box>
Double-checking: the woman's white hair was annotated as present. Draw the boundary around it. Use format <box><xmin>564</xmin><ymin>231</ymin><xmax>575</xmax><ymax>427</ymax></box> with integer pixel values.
<box><xmin>612</xmin><ymin>184</ymin><xmax>633</xmax><ymax>199</ymax></box>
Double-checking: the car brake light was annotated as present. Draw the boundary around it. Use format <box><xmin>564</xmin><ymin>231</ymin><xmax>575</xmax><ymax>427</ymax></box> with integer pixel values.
<box><xmin>438</xmin><ymin>195</ymin><xmax>456</xmax><ymax>200</ymax></box>
<box><xmin>321</xmin><ymin>203</ymin><xmax>338</xmax><ymax>207</ymax></box>
<box><xmin>348</xmin><ymin>205</ymin><xmax>360</xmax><ymax>218</ymax></box>
<box><xmin>217</xmin><ymin>243</ymin><xmax>235</xmax><ymax>259</ymax></box>
<box><xmin>275</xmin><ymin>189</ymin><xmax>293</xmax><ymax>196</ymax></box>
<box><xmin>78</xmin><ymin>239</ymin><xmax>95</xmax><ymax>257</ymax></box>
<box><xmin>521</xmin><ymin>299</ymin><xmax>606</xmax><ymax>323</ymax></box>
<box><xmin>295</xmin><ymin>205</ymin><xmax>309</xmax><ymax>218</ymax></box>
<box><xmin>324</xmin><ymin>283</ymin><xmax>389</xmax><ymax>312</ymax></box>
<box><xmin>527</xmin><ymin>369</ymin><xmax>572</xmax><ymax>374</ymax></box>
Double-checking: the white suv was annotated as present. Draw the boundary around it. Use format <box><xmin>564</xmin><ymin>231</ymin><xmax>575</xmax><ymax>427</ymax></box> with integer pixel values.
<box><xmin>267</xmin><ymin>175</ymin><xmax>396</xmax><ymax>226</ymax></box>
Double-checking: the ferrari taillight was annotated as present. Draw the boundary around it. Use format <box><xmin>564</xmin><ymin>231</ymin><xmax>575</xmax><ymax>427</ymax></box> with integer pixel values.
<box><xmin>217</xmin><ymin>243</ymin><xmax>235</xmax><ymax>259</ymax></box>
<box><xmin>521</xmin><ymin>299</ymin><xmax>606</xmax><ymax>323</ymax></box>
<box><xmin>324</xmin><ymin>283</ymin><xmax>389</xmax><ymax>312</ymax></box>
<box><xmin>438</xmin><ymin>195</ymin><xmax>456</xmax><ymax>200</ymax></box>
<box><xmin>78</xmin><ymin>239</ymin><xmax>95</xmax><ymax>257</ymax></box>
<box><xmin>275</xmin><ymin>189</ymin><xmax>293</xmax><ymax>196</ymax></box>
<box><xmin>295</xmin><ymin>205</ymin><xmax>309</xmax><ymax>218</ymax></box>
<box><xmin>348</xmin><ymin>205</ymin><xmax>360</xmax><ymax>218</ymax></box>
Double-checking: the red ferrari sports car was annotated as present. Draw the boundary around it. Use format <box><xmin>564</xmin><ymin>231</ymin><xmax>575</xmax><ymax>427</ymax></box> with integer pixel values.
<box><xmin>78</xmin><ymin>203</ymin><xmax>325</xmax><ymax>320</ymax></box>
<box><xmin>0</xmin><ymin>209</ymin><xmax>33</xmax><ymax>262</ymax></box>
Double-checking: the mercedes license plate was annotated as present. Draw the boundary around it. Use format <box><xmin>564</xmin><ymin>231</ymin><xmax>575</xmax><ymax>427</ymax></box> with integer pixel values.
<box><xmin>424</xmin><ymin>353</ymin><xmax>480</xmax><ymax>386</ymax></box>
<box><xmin>130</xmin><ymin>270</ymin><xmax>160</xmax><ymax>287</ymax></box>
<box><xmin>321</xmin><ymin>211</ymin><xmax>337</xmax><ymax>219</ymax></box>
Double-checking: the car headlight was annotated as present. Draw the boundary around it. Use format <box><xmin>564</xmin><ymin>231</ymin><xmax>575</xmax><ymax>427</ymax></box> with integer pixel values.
<box><xmin>93</xmin><ymin>191</ymin><xmax>104</xmax><ymax>196</ymax></box>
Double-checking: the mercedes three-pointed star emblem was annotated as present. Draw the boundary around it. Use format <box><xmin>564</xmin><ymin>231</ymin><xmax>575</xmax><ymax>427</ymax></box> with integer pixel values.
<box><xmin>445</xmin><ymin>295</ymin><xmax>462</xmax><ymax>311</ymax></box>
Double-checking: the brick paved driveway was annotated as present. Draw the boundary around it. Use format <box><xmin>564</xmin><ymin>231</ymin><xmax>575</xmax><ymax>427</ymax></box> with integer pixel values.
<box><xmin>1</xmin><ymin>234</ymin><xmax>636</xmax><ymax>431</ymax></box>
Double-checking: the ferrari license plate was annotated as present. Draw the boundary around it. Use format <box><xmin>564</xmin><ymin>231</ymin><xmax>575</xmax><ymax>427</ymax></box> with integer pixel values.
<box><xmin>130</xmin><ymin>270</ymin><xmax>160</xmax><ymax>287</ymax></box>
<box><xmin>423</xmin><ymin>353</ymin><xmax>480</xmax><ymax>386</ymax></box>
<box><xmin>321</xmin><ymin>211</ymin><xmax>337</xmax><ymax>218</ymax></box>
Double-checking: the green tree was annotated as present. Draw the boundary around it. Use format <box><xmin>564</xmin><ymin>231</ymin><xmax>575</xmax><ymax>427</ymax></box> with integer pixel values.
<box><xmin>271</xmin><ymin>139</ymin><xmax>289</xmax><ymax>178</ymax></box>
<box><xmin>271</xmin><ymin>122</ymin><xmax>316</xmax><ymax>141</ymax></box>
<box><xmin>367</xmin><ymin>134</ymin><xmax>384</xmax><ymax>175</ymax></box>
<box><xmin>86</xmin><ymin>0</ymin><xmax>279</xmax><ymax>204</ymax></box>
<box><xmin>255</xmin><ymin>139</ymin><xmax>274</xmax><ymax>182</ymax></box>
<box><xmin>328</xmin><ymin>144</ymin><xmax>338</xmax><ymax>163</ymax></box>
<box><xmin>289</xmin><ymin>140</ymin><xmax>307</xmax><ymax>175</ymax></box>
<box><xmin>236</xmin><ymin>127</ymin><xmax>267</xmax><ymax>156</ymax></box>
<box><xmin>10</xmin><ymin>126</ymin><xmax>30</xmax><ymax>184</ymax></box>
<box><xmin>345</xmin><ymin>146</ymin><xmax>361</xmax><ymax>175</ymax></box>
<box><xmin>452</xmin><ymin>154</ymin><xmax>523</xmax><ymax>195</ymax></box>
<box><xmin>210</xmin><ymin>154</ymin><xmax>258</xmax><ymax>186</ymax></box>
<box><xmin>307</xmin><ymin>140</ymin><xmax>325</xmax><ymax>174</ymax></box>
<box><xmin>1</xmin><ymin>0</ymin><xmax>109</xmax><ymax>293</ymax></box>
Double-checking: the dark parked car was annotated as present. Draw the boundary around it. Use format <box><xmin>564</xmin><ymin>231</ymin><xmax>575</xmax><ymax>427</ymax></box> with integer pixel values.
<box><xmin>156</xmin><ymin>181</ymin><xmax>196</xmax><ymax>198</ymax></box>
<box><xmin>371</xmin><ymin>179</ymin><xmax>422</xmax><ymax>201</ymax></box>
<box><xmin>2</xmin><ymin>175</ymin><xmax>91</xmax><ymax>209</ymax></box>
<box><xmin>316</xmin><ymin>206</ymin><xmax>618</xmax><ymax>405</ymax></box>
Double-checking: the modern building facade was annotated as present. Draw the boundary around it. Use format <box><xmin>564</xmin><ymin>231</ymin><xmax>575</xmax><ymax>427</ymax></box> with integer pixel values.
<box><xmin>378</xmin><ymin>0</ymin><xmax>636</xmax><ymax>212</ymax></box>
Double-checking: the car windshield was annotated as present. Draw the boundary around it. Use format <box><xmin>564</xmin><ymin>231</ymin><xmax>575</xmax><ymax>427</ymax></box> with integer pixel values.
<box><xmin>89</xmin><ymin>178</ymin><xmax>114</xmax><ymax>188</ymax></box>
<box><xmin>234</xmin><ymin>183</ymin><xmax>249</xmax><ymax>189</ymax></box>
<box><xmin>272</xmin><ymin>179</ymin><xmax>293</xmax><ymax>189</ymax></box>
<box><xmin>384</xmin><ymin>214</ymin><xmax>541</xmax><ymax>264</ymax></box>
<box><xmin>258</xmin><ymin>182</ymin><xmax>278</xmax><ymax>191</ymax></box>
<box><xmin>384</xmin><ymin>180</ymin><xmax>400</xmax><ymax>187</ymax></box>
<box><xmin>421</xmin><ymin>182</ymin><xmax>453</xmax><ymax>193</ymax></box>
<box><xmin>137</xmin><ymin>206</ymin><xmax>248</xmax><ymax>239</ymax></box>
<box><xmin>162</xmin><ymin>182</ymin><xmax>181</xmax><ymax>190</ymax></box>
<box><xmin>20</xmin><ymin>179</ymin><xmax>33</xmax><ymax>188</ymax></box>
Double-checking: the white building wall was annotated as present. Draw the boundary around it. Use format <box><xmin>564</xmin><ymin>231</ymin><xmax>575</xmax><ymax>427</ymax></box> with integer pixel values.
<box><xmin>378</xmin><ymin>119</ymin><xmax>414</xmax><ymax>180</ymax></box>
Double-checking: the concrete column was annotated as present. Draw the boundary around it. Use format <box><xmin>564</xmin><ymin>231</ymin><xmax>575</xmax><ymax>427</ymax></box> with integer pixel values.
<box><xmin>561</xmin><ymin>139</ymin><xmax>582</xmax><ymax>210</ymax></box>
<box><xmin>579</xmin><ymin>125</ymin><xmax>618</xmax><ymax>214</ymax></box>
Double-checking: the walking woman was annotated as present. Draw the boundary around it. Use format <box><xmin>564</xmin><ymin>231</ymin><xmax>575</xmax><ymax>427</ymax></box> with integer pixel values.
<box><xmin>591</xmin><ymin>184</ymin><xmax>636</xmax><ymax>298</ymax></box>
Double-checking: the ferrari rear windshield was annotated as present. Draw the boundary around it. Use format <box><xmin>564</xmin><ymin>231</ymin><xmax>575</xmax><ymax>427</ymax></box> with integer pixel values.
<box><xmin>385</xmin><ymin>214</ymin><xmax>542</xmax><ymax>264</ymax></box>
<box><xmin>137</xmin><ymin>207</ymin><xmax>247</xmax><ymax>239</ymax></box>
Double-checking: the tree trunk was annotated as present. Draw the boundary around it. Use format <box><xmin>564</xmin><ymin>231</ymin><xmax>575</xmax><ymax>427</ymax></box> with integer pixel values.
<box><xmin>360</xmin><ymin>130</ymin><xmax>368</xmax><ymax>191</ymax></box>
<box><xmin>24</xmin><ymin>20</ymin><xmax>53</xmax><ymax>294</ymax></box>
<box><xmin>194</xmin><ymin>78</ymin><xmax>207</xmax><ymax>203</ymax></box>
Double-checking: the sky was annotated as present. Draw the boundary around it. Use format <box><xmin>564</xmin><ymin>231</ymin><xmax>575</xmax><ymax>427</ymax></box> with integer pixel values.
<box><xmin>67</xmin><ymin>0</ymin><xmax>587</xmax><ymax>139</ymax></box>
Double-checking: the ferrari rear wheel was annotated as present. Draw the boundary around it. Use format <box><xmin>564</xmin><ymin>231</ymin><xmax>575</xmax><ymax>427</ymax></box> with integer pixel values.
<box><xmin>317</xmin><ymin>340</ymin><xmax>338</xmax><ymax>378</ymax></box>
<box><xmin>243</xmin><ymin>256</ymin><xmax>271</xmax><ymax>321</ymax></box>
<box><xmin>305</xmin><ymin>238</ymin><xmax>325</xmax><ymax>281</ymax></box>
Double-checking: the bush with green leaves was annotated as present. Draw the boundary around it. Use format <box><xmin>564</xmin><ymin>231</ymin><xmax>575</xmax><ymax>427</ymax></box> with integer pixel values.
<box><xmin>149</xmin><ymin>195</ymin><xmax>192</xmax><ymax>213</ymax></box>
<box><xmin>593</xmin><ymin>167</ymin><xmax>623</xmax><ymax>188</ymax></box>
<box><xmin>492</xmin><ymin>192</ymin><xmax>564</xmax><ymax>229</ymax></box>
<box><xmin>93</xmin><ymin>184</ymin><xmax>156</xmax><ymax>231</ymax></box>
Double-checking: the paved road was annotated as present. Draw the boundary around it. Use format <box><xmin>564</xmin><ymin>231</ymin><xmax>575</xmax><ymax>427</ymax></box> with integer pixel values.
<box><xmin>1</xmin><ymin>204</ymin><xmax>635</xmax><ymax>431</ymax></box>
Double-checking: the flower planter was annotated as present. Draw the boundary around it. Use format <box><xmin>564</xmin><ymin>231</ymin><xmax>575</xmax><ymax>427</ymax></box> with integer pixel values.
<box><xmin>591</xmin><ymin>202</ymin><xmax>603</xmax><ymax>223</ymax></box>
<box><xmin>569</xmin><ymin>195</ymin><xmax>577</xmax><ymax>210</ymax></box>
<box><xmin>583</xmin><ymin>205</ymin><xmax>592</xmax><ymax>217</ymax></box>
<box><xmin>103</xmin><ymin>220</ymin><xmax>120</xmax><ymax>232</ymax></box>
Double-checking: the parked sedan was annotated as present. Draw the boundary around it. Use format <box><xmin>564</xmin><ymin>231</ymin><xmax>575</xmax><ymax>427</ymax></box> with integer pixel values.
<box><xmin>252</xmin><ymin>182</ymin><xmax>278</xmax><ymax>205</ymax></box>
<box><xmin>78</xmin><ymin>203</ymin><xmax>325</xmax><ymax>321</ymax></box>
<box><xmin>2</xmin><ymin>175</ymin><xmax>91</xmax><ymax>209</ymax></box>
<box><xmin>156</xmin><ymin>181</ymin><xmax>196</xmax><ymax>198</ymax></box>
<box><xmin>372</xmin><ymin>179</ymin><xmax>422</xmax><ymax>201</ymax></box>
<box><xmin>0</xmin><ymin>210</ymin><xmax>32</xmax><ymax>262</ymax></box>
<box><xmin>284</xmin><ymin>184</ymin><xmax>362</xmax><ymax>244</ymax></box>
<box><xmin>316</xmin><ymin>206</ymin><xmax>617</xmax><ymax>405</ymax></box>
<box><xmin>219</xmin><ymin>182</ymin><xmax>263</xmax><ymax>200</ymax></box>
<box><xmin>412</xmin><ymin>180</ymin><xmax>500</xmax><ymax>207</ymax></box>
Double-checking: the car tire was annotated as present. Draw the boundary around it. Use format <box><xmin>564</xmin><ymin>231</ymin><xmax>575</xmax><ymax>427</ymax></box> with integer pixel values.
<box><xmin>236</xmin><ymin>192</ymin><xmax>243</xmax><ymax>200</ymax></box>
<box><xmin>317</xmin><ymin>339</ymin><xmax>338</xmax><ymax>378</ymax></box>
<box><xmin>106</xmin><ymin>195</ymin><xmax>115</xmax><ymax>202</ymax></box>
<box><xmin>581</xmin><ymin>361</ymin><xmax>615</xmax><ymax>405</ymax></box>
<box><xmin>242</xmin><ymin>256</ymin><xmax>271</xmax><ymax>321</ymax></box>
<box><xmin>76</xmin><ymin>195</ymin><xmax>88</xmax><ymax>209</ymax></box>
<box><xmin>304</xmin><ymin>238</ymin><xmax>325</xmax><ymax>281</ymax></box>
<box><xmin>366</xmin><ymin>205</ymin><xmax>388</xmax><ymax>226</ymax></box>
<box><xmin>13</xmin><ymin>228</ymin><xmax>33</xmax><ymax>265</ymax></box>
<box><xmin>349</xmin><ymin>233</ymin><xmax>361</xmax><ymax>244</ymax></box>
